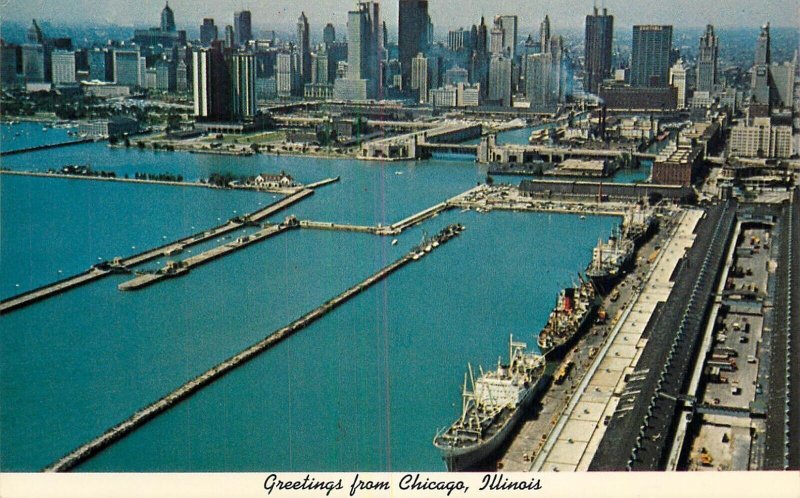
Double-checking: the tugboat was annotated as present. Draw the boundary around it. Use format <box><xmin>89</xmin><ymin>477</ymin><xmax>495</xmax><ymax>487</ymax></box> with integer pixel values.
<box><xmin>537</xmin><ymin>277</ymin><xmax>598</xmax><ymax>357</ymax></box>
<box><xmin>433</xmin><ymin>336</ymin><xmax>546</xmax><ymax>471</ymax></box>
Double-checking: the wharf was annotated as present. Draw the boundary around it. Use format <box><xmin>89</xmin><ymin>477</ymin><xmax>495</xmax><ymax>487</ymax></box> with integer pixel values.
<box><xmin>0</xmin><ymin>189</ymin><xmax>313</xmax><ymax>314</ymax></box>
<box><xmin>44</xmin><ymin>224</ymin><xmax>464</xmax><ymax>472</ymax></box>
<box><xmin>119</xmin><ymin>223</ymin><xmax>295</xmax><ymax>291</ymax></box>
<box><xmin>298</xmin><ymin>220</ymin><xmax>390</xmax><ymax>235</ymax></box>
<box><xmin>0</xmin><ymin>138</ymin><xmax>93</xmax><ymax>156</ymax></box>
<box><xmin>499</xmin><ymin>207</ymin><xmax>704</xmax><ymax>471</ymax></box>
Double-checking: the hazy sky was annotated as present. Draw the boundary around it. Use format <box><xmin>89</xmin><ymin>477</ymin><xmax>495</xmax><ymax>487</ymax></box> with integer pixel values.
<box><xmin>5</xmin><ymin>0</ymin><xmax>798</xmax><ymax>32</ymax></box>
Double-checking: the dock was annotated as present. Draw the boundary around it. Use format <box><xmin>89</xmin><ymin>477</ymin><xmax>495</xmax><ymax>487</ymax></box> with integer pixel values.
<box><xmin>44</xmin><ymin>224</ymin><xmax>464</xmax><ymax>472</ymax></box>
<box><xmin>0</xmin><ymin>189</ymin><xmax>313</xmax><ymax>314</ymax></box>
<box><xmin>305</xmin><ymin>176</ymin><xmax>340</xmax><ymax>189</ymax></box>
<box><xmin>298</xmin><ymin>220</ymin><xmax>390</xmax><ymax>235</ymax></box>
<box><xmin>119</xmin><ymin>223</ymin><xmax>296</xmax><ymax>291</ymax></box>
<box><xmin>0</xmin><ymin>138</ymin><xmax>93</xmax><ymax>156</ymax></box>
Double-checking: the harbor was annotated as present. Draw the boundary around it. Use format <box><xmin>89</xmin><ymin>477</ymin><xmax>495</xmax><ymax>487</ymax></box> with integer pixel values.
<box><xmin>0</xmin><ymin>189</ymin><xmax>313</xmax><ymax>314</ymax></box>
<box><xmin>44</xmin><ymin>224</ymin><xmax>465</xmax><ymax>472</ymax></box>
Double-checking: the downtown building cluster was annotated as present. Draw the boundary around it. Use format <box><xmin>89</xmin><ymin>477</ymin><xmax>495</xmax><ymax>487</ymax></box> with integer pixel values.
<box><xmin>0</xmin><ymin>1</ymin><xmax>794</xmax><ymax>157</ymax></box>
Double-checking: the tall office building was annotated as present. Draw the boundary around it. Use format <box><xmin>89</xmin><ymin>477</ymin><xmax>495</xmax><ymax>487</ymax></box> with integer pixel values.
<box><xmin>230</xmin><ymin>52</ymin><xmax>256</xmax><ymax>118</ymax></box>
<box><xmin>224</xmin><ymin>25</ymin><xmax>235</xmax><ymax>48</ymax></box>
<box><xmin>476</xmin><ymin>16</ymin><xmax>488</xmax><ymax>55</ymax></box>
<box><xmin>192</xmin><ymin>42</ymin><xmax>231</xmax><ymax>120</ymax></box>
<box><xmin>669</xmin><ymin>59</ymin><xmax>687</xmax><ymax>109</ymax></box>
<box><xmin>630</xmin><ymin>25</ymin><xmax>672</xmax><ymax>87</ymax></box>
<box><xmin>696</xmin><ymin>24</ymin><xmax>718</xmax><ymax>93</ymax></box>
<box><xmin>200</xmin><ymin>18</ymin><xmax>218</xmax><ymax>46</ymax></box>
<box><xmin>490</xmin><ymin>24</ymin><xmax>505</xmax><ymax>55</ymax></box>
<box><xmin>448</xmin><ymin>28</ymin><xmax>472</xmax><ymax>51</ymax></box>
<box><xmin>539</xmin><ymin>15</ymin><xmax>550</xmax><ymax>54</ymax></box>
<box><xmin>527</xmin><ymin>35</ymin><xmax>567</xmax><ymax>112</ymax></box>
<box><xmin>488</xmin><ymin>54</ymin><xmax>512</xmax><ymax>106</ymax></box>
<box><xmin>399</xmin><ymin>0</ymin><xmax>429</xmax><ymax>87</ymax></box>
<box><xmin>311</xmin><ymin>45</ymin><xmax>334</xmax><ymax>84</ymax></box>
<box><xmin>89</xmin><ymin>48</ymin><xmax>114</xmax><ymax>81</ymax></box>
<box><xmin>1</xmin><ymin>42</ymin><xmax>19</xmax><ymax>86</ymax></box>
<box><xmin>751</xmin><ymin>23</ymin><xmax>772</xmax><ymax>106</ymax></box>
<box><xmin>51</xmin><ymin>50</ymin><xmax>76</xmax><ymax>85</ymax></box>
<box><xmin>298</xmin><ymin>12</ymin><xmax>311</xmax><ymax>84</ymax></box>
<box><xmin>323</xmin><ymin>23</ymin><xmax>336</xmax><ymax>45</ymax></box>
<box><xmin>276</xmin><ymin>51</ymin><xmax>300</xmax><ymax>97</ymax></box>
<box><xmin>113</xmin><ymin>49</ymin><xmax>142</xmax><ymax>87</ymax></box>
<box><xmin>161</xmin><ymin>1</ymin><xmax>175</xmax><ymax>32</ymax></box>
<box><xmin>22</xmin><ymin>44</ymin><xmax>46</xmax><ymax>82</ymax></box>
<box><xmin>497</xmin><ymin>15</ymin><xmax>518</xmax><ymax>59</ymax></box>
<box><xmin>410</xmin><ymin>52</ymin><xmax>429</xmax><ymax>103</ymax></box>
<box><xmin>334</xmin><ymin>1</ymin><xmax>382</xmax><ymax>100</ymax></box>
<box><xmin>770</xmin><ymin>59</ymin><xmax>796</xmax><ymax>108</ymax></box>
<box><xmin>234</xmin><ymin>11</ymin><xmax>252</xmax><ymax>47</ymax></box>
<box><xmin>584</xmin><ymin>7</ymin><xmax>613</xmax><ymax>94</ymax></box>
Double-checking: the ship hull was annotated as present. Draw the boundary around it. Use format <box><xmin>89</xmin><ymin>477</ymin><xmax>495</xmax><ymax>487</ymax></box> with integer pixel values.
<box><xmin>537</xmin><ymin>303</ymin><xmax>598</xmax><ymax>359</ymax></box>
<box><xmin>436</xmin><ymin>378</ymin><xmax>546</xmax><ymax>472</ymax></box>
<box><xmin>587</xmin><ymin>248</ymin><xmax>634</xmax><ymax>295</ymax></box>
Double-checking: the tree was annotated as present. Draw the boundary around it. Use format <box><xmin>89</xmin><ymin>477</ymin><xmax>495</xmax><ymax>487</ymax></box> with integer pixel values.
<box><xmin>486</xmin><ymin>175</ymin><xmax>494</xmax><ymax>185</ymax></box>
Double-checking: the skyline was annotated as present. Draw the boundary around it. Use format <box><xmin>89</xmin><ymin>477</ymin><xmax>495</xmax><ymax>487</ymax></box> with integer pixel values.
<box><xmin>4</xmin><ymin>0</ymin><xmax>798</xmax><ymax>33</ymax></box>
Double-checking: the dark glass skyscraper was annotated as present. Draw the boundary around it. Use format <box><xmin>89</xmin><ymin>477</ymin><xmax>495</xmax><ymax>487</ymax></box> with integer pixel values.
<box><xmin>398</xmin><ymin>0</ymin><xmax>429</xmax><ymax>86</ymax></box>
<box><xmin>297</xmin><ymin>12</ymin><xmax>311</xmax><ymax>84</ymax></box>
<box><xmin>200</xmin><ymin>18</ymin><xmax>218</xmax><ymax>46</ymax></box>
<box><xmin>751</xmin><ymin>23</ymin><xmax>772</xmax><ymax>106</ymax></box>
<box><xmin>160</xmin><ymin>2</ymin><xmax>176</xmax><ymax>32</ymax></box>
<box><xmin>697</xmin><ymin>24</ymin><xmax>718</xmax><ymax>92</ymax></box>
<box><xmin>630</xmin><ymin>25</ymin><xmax>672</xmax><ymax>87</ymax></box>
<box><xmin>323</xmin><ymin>23</ymin><xmax>336</xmax><ymax>46</ymax></box>
<box><xmin>234</xmin><ymin>11</ymin><xmax>252</xmax><ymax>47</ymax></box>
<box><xmin>584</xmin><ymin>6</ymin><xmax>613</xmax><ymax>94</ymax></box>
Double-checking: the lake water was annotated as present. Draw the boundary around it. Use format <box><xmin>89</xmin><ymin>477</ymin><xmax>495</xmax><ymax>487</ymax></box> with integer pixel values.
<box><xmin>0</xmin><ymin>124</ymin><xmax>618</xmax><ymax>471</ymax></box>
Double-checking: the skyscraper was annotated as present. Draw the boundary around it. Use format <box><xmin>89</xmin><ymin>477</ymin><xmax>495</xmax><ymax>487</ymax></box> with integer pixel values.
<box><xmin>160</xmin><ymin>2</ymin><xmax>176</xmax><ymax>32</ymax></box>
<box><xmin>297</xmin><ymin>13</ymin><xmax>311</xmax><ymax>84</ymax></box>
<box><xmin>192</xmin><ymin>42</ymin><xmax>231</xmax><ymax>120</ymax></box>
<box><xmin>334</xmin><ymin>1</ymin><xmax>382</xmax><ymax>100</ymax></box>
<box><xmin>51</xmin><ymin>50</ymin><xmax>76</xmax><ymax>85</ymax></box>
<box><xmin>527</xmin><ymin>35</ymin><xmax>567</xmax><ymax>112</ymax></box>
<box><xmin>539</xmin><ymin>15</ymin><xmax>550</xmax><ymax>54</ymax></box>
<box><xmin>696</xmin><ymin>24</ymin><xmax>718</xmax><ymax>93</ymax></box>
<box><xmin>630</xmin><ymin>25</ymin><xmax>672</xmax><ymax>87</ymax></box>
<box><xmin>230</xmin><ymin>52</ymin><xmax>256</xmax><ymax>118</ymax></box>
<box><xmin>584</xmin><ymin>7</ymin><xmax>613</xmax><ymax>94</ymax></box>
<box><xmin>751</xmin><ymin>23</ymin><xmax>772</xmax><ymax>106</ymax></box>
<box><xmin>200</xmin><ymin>18</ymin><xmax>218</xmax><ymax>46</ymax></box>
<box><xmin>276</xmin><ymin>51</ymin><xmax>300</xmax><ymax>98</ymax></box>
<box><xmin>399</xmin><ymin>0</ymin><xmax>429</xmax><ymax>87</ymax></box>
<box><xmin>488</xmin><ymin>54</ymin><xmax>512</xmax><ymax>106</ymax></box>
<box><xmin>113</xmin><ymin>49</ymin><xmax>142</xmax><ymax>87</ymax></box>
<box><xmin>410</xmin><ymin>52</ymin><xmax>429</xmax><ymax>103</ymax></box>
<box><xmin>497</xmin><ymin>15</ymin><xmax>518</xmax><ymax>59</ymax></box>
<box><xmin>234</xmin><ymin>11</ymin><xmax>252</xmax><ymax>47</ymax></box>
<box><xmin>323</xmin><ymin>23</ymin><xmax>336</xmax><ymax>45</ymax></box>
<box><xmin>669</xmin><ymin>59</ymin><xmax>687</xmax><ymax>109</ymax></box>
<box><xmin>224</xmin><ymin>25</ymin><xmax>235</xmax><ymax>49</ymax></box>
<box><xmin>22</xmin><ymin>44</ymin><xmax>46</xmax><ymax>83</ymax></box>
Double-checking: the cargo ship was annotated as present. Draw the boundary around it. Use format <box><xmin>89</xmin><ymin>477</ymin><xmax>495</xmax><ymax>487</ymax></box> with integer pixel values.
<box><xmin>623</xmin><ymin>205</ymin><xmax>658</xmax><ymax>247</ymax></box>
<box><xmin>585</xmin><ymin>229</ymin><xmax>635</xmax><ymax>294</ymax></box>
<box><xmin>536</xmin><ymin>279</ymin><xmax>598</xmax><ymax>356</ymax></box>
<box><xmin>433</xmin><ymin>336</ymin><xmax>547</xmax><ymax>471</ymax></box>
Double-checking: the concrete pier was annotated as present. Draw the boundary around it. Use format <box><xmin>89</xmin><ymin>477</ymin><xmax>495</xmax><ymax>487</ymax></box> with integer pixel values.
<box><xmin>0</xmin><ymin>190</ymin><xmax>313</xmax><ymax>314</ymax></box>
<box><xmin>44</xmin><ymin>224</ymin><xmax>464</xmax><ymax>472</ymax></box>
<box><xmin>0</xmin><ymin>139</ymin><xmax>93</xmax><ymax>156</ymax></box>
<box><xmin>119</xmin><ymin>223</ymin><xmax>296</xmax><ymax>291</ymax></box>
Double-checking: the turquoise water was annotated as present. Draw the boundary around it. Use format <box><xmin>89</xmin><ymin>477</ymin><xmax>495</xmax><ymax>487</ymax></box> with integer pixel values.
<box><xmin>1</xmin><ymin>121</ymin><xmax>78</xmax><ymax>152</ymax></box>
<box><xmin>0</xmin><ymin>125</ymin><xmax>618</xmax><ymax>471</ymax></box>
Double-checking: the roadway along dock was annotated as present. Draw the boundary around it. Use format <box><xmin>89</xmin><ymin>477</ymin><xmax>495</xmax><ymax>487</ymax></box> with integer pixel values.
<box><xmin>44</xmin><ymin>224</ymin><xmax>465</xmax><ymax>472</ymax></box>
<box><xmin>304</xmin><ymin>176</ymin><xmax>340</xmax><ymax>189</ymax></box>
<box><xmin>119</xmin><ymin>223</ymin><xmax>297</xmax><ymax>291</ymax></box>
<box><xmin>298</xmin><ymin>220</ymin><xmax>390</xmax><ymax>235</ymax></box>
<box><xmin>0</xmin><ymin>189</ymin><xmax>313</xmax><ymax>314</ymax></box>
<box><xmin>0</xmin><ymin>138</ymin><xmax>93</xmax><ymax>156</ymax></box>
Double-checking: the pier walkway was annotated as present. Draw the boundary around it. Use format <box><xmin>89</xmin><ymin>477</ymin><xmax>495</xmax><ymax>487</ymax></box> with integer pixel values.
<box><xmin>0</xmin><ymin>138</ymin><xmax>93</xmax><ymax>156</ymax></box>
<box><xmin>0</xmin><ymin>189</ymin><xmax>313</xmax><ymax>314</ymax></box>
<box><xmin>44</xmin><ymin>224</ymin><xmax>464</xmax><ymax>472</ymax></box>
<box><xmin>119</xmin><ymin>223</ymin><xmax>296</xmax><ymax>291</ymax></box>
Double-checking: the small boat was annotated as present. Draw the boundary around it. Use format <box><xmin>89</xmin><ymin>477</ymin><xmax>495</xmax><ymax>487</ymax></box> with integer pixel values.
<box><xmin>391</xmin><ymin>239</ymin><xmax>398</xmax><ymax>246</ymax></box>
<box><xmin>395</xmin><ymin>171</ymin><xmax>404</xmax><ymax>175</ymax></box>
<box><xmin>580</xmin><ymin>215</ymin><xmax>587</xmax><ymax>220</ymax></box>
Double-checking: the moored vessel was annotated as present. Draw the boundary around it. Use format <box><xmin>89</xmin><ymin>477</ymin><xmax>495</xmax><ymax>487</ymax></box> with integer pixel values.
<box><xmin>433</xmin><ymin>336</ymin><xmax>546</xmax><ymax>471</ymax></box>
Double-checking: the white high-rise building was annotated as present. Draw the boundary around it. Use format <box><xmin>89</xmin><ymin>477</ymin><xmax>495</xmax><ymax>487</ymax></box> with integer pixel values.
<box><xmin>51</xmin><ymin>50</ymin><xmax>76</xmax><ymax>85</ymax></box>
<box><xmin>669</xmin><ymin>59</ymin><xmax>687</xmax><ymax>109</ymax></box>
